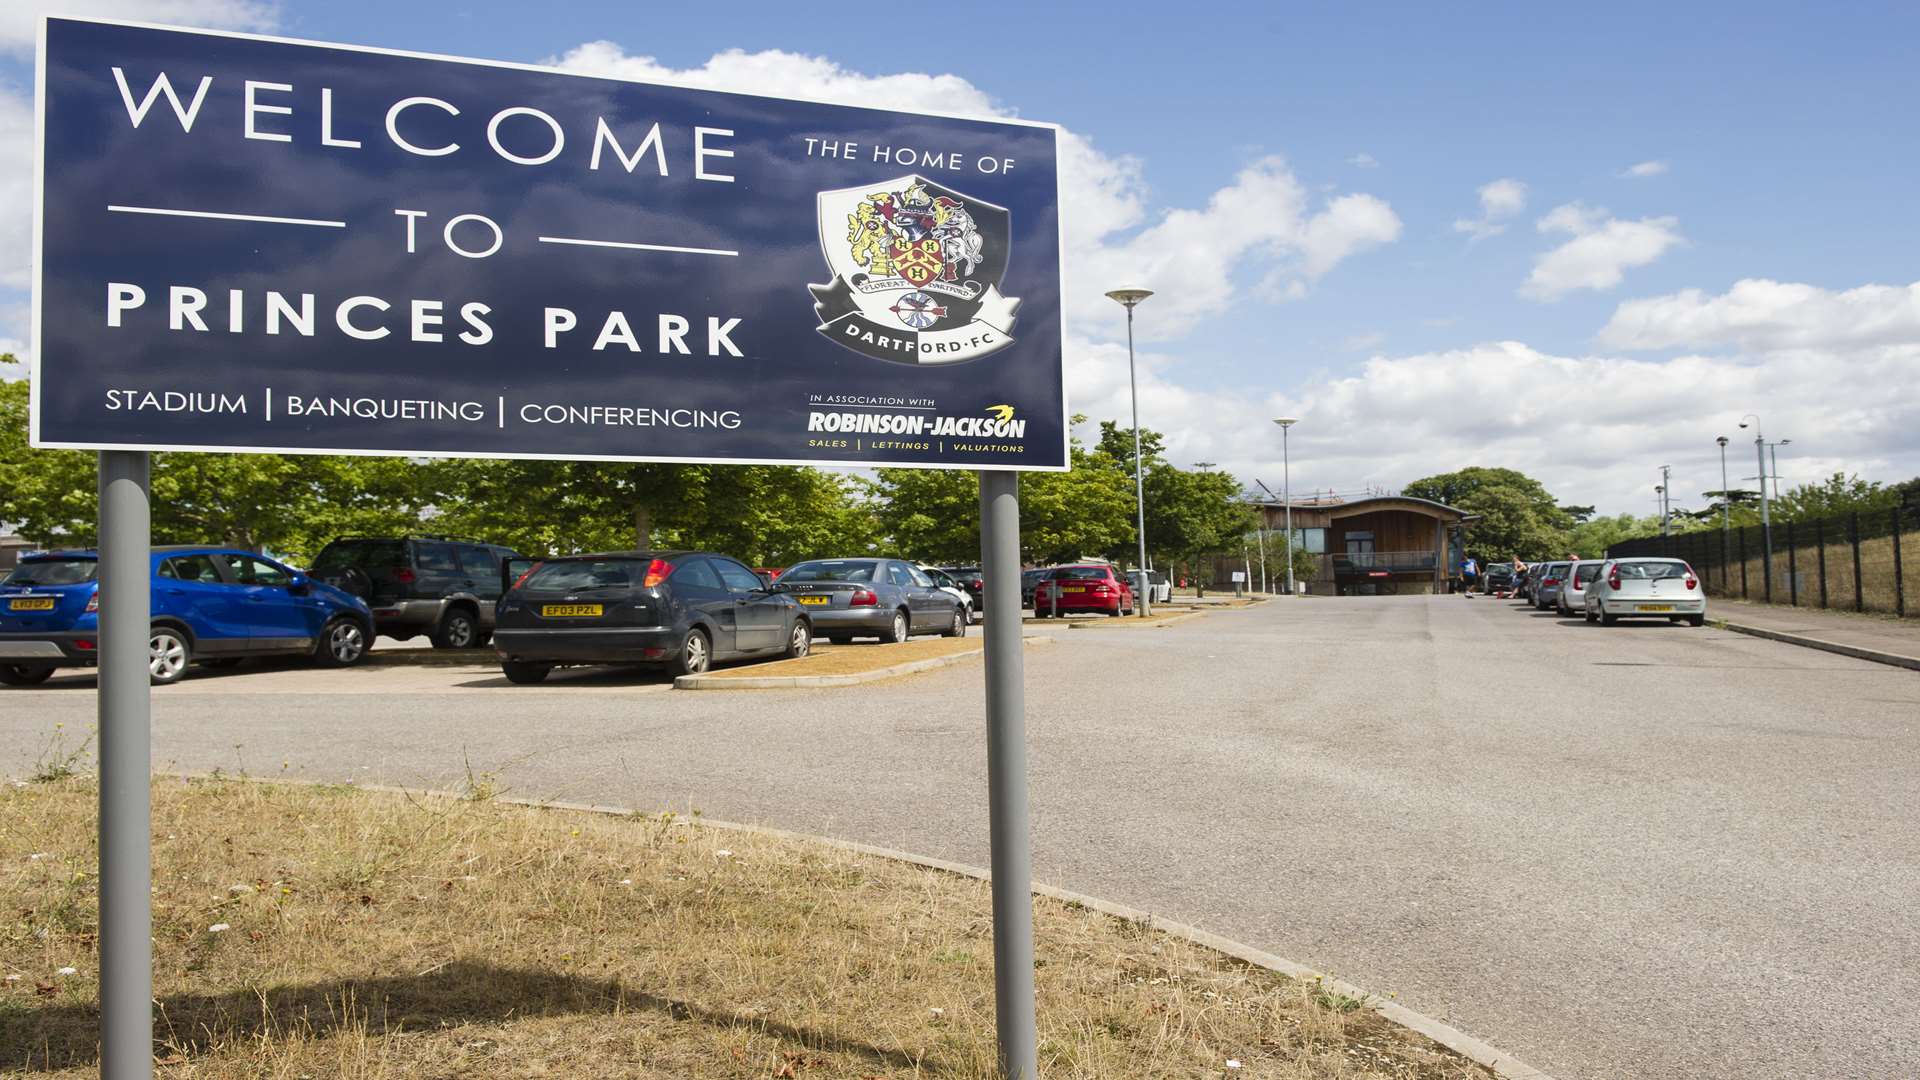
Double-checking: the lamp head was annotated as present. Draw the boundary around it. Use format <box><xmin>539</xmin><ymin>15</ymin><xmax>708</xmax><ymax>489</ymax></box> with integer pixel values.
<box><xmin>1105</xmin><ymin>288</ymin><xmax>1153</xmax><ymax>308</ymax></box>
<box><xmin>1780</xmin><ymin>438</ymin><xmax>1793</xmax><ymax>446</ymax></box>
<box><xmin>1738</xmin><ymin>421</ymin><xmax>1749</xmax><ymax>429</ymax></box>
<box><xmin>1273</xmin><ymin>417</ymin><xmax>1299</xmax><ymax>428</ymax></box>
<box><xmin>1716</xmin><ymin>436</ymin><xmax>1729</xmax><ymax>447</ymax></box>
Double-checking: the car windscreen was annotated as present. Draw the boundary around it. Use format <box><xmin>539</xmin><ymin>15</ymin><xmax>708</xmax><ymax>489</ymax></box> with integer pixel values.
<box><xmin>1617</xmin><ymin>561</ymin><xmax>1690</xmax><ymax>580</ymax></box>
<box><xmin>521</xmin><ymin>559</ymin><xmax>645</xmax><ymax>592</ymax></box>
<box><xmin>312</xmin><ymin>540</ymin><xmax>405</xmax><ymax>572</ymax></box>
<box><xmin>1050</xmin><ymin>567</ymin><xmax>1110</xmax><ymax>580</ymax></box>
<box><xmin>5</xmin><ymin>558</ymin><xmax>98</xmax><ymax>586</ymax></box>
<box><xmin>781</xmin><ymin>561</ymin><xmax>876</xmax><ymax>583</ymax></box>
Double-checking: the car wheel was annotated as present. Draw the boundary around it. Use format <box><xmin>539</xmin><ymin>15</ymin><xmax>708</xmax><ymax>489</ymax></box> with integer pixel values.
<box><xmin>1585</xmin><ymin>608</ymin><xmax>1599</xmax><ymax>624</ymax></box>
<box><xmin>149</xmin><ymin>627</ymin><xmax>191</xmax><ymax>685</ymax></box>
<box><xmin>673</xmin><ymin>628</ymin><xmax>712</xmax><ymax>676</ymax></box>
<box><xmin>785</xmin><ymin>619</ymin><xmax>813</xmax><ymax>658</ymax></box>
<box><xmin>1687</xmin><ymin>614</ymin><xmax>1706</xmax><ymax>627</ymax></box>
<box><xmin>882</xmin><ymin>609</ymin><xmax>910</xmax><ymax>644</ymax></box>
<box><xmin>315</xmin><ymin>618</ymin><xmax>369</xmax><ymax>667</ymax></box>
<box><xmin>1600</xmin><ymin>607</ymin><xmax>1619</xmax><ymax>626</ymax></box>
<box><xmin>501</xmin><ymin>661</ymin><xmax>551</xmax><ymax>684</ymax></box>
<box><xmin>430</xmin><ymin>608</ymin><xmax>479</xmax><ymax>649</ymax></box>
<box><xmin>941</xmin><ymin>606</ymin><xmax>966</xmax><ymax>638</ymax></box>
<box><xmin>0</xmin><ymin>664</ymin><xmax>54</xmax><ymax>687</ymax></box>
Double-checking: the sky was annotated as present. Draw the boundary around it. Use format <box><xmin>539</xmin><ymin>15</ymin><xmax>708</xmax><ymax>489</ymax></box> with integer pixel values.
<box><xmin>2</xmin><ymin>0</ymin><xmax>1917</xmax><ymax>516</ymax></box>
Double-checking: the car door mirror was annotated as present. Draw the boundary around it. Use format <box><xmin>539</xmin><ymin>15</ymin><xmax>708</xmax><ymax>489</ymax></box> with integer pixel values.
<box><xmin>287</xmin><ymin>572</ymin><xmax>312</xmax><ymax>594</ymax></box>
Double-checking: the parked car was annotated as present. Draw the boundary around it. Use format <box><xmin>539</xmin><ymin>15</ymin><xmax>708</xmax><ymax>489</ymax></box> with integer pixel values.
<box><xmin>1533</xmin><ymin>561</ymin><xmax>1573</xmax><ymax>610</ymax></box>
<box><xmin>1482</xmin><ymin>565</ymin><xmax>1516</xmax><ymax>594</ymax></box>
<box><xmin>1034</xmin><ymin>564</ymin><xmax>1136</xmax><ymax>617</ymax></box>
<box><xmin>1584</xmin><ymin>558</ymin><xmax>1706</xmax><ymax>626</ymax></box>
<box><xmin>492</xmin><ymin>550</ymin><xmax>812</xmax><ymax>683</ymax></box>
<box><xmin>753</xmin><ymin>567</ymin><xmax>785</xmax><ymax>584</ymax></box>
<box><xmin>311</xmin><ymin>536</ymin><xmax>523</xmax><ymax>648</ymax></box>
<box><xmin>938</xmin><ymin>565</ymin><xmax>986</xmax><ymax>613</ymax></box>
<box><xmin>1555</xmin><ymin>560</ymin><xmax>1606</xmax><ymax>615</ymax></box>
<box><xmin>775</xmin><ymin>558</ymin><xmax>967</xmax><ymax>644</ymax></box>
<box><xmin>1515</xmin><ymin>562</ymin><xmax>1544</xmax><ymax>601</ymax></box>
<box><xmin>0</xmin><ymin>546</ymin><xmax>374</xmax><ymax>686</ymax></box>
<box><xmin>1020</xmin><ymin>567</ymin><xmax>1051</xmax><ymax>608</ymax></box>
<box><xmin>1126</xmin><ymin>569</ymin><xmax>1173</xmax><ymax>605</ymax></box>
<box><xmin>917</xmin><ymin>564</ymin><xmax>975</xmax><ymax>622</ymax></box>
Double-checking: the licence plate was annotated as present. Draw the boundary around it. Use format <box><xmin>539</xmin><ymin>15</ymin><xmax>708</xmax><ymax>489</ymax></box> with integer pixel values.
<box><xmin>1059</xmin><ymin>586</ymin><xmax>1086</xmax><ymax>593</ymax></box>
<box><xmin>796</xmin><ymin>595</ymin><xmax>830</xmax><ymax>606</ymax></box>
<box><xmin>541</xmin><ymin>604</ymin><xmax>603</xmax><ymax>617</ymax></box>
<box><xmin>7</xmin><ymin>598</ymin><xmax>55</xmax><ymax>611</ymax></box>
<box><xmin>1638</xmin><ymin>604</ymin><xmax>1673</xmax><ymax>612</ymax></box>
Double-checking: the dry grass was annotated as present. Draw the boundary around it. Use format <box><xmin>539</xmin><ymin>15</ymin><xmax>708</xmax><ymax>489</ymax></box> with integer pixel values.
<box><xmin>0</xmin><ymin>778</ymin><xmax>1489</xmax><ymax>1079</ymax></box>
<box><xmin>1706</xmin><ymin>532</ymin><xmax>1910</xmax><ymax>615</ymax></box>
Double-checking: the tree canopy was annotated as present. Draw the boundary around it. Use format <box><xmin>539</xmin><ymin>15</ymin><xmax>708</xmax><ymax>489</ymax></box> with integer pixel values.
<box><xmin>1403</xmin><ymin>466</ymin><xmax>1574</xmax><ymax>564</ymax></box>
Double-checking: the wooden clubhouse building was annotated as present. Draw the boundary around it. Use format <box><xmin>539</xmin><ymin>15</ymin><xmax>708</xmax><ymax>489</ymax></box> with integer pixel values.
<box><xmin>1251</xmin><ymin>494</ymin><xmax>1476</xmax><ymax>595</ymax></box>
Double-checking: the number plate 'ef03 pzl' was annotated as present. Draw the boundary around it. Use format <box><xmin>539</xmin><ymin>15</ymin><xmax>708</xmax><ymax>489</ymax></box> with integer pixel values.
<box><xmin>541</xmin><ymin>604</ymin><xmax>603</xmax><ymax>618</ymax></box>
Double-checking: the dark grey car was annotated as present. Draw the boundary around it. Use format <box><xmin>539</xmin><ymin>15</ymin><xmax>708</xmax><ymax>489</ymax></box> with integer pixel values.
<box><xmin>776</xmin><ymin>558</ymin><xmax>967</xmax><ymax>643</ymax></box>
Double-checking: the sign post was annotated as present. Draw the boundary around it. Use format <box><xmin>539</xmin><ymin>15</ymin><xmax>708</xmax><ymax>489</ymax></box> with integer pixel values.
<box><xmin>96</xmin><ymin>451</ymin><xmax>152</xmax><ymax>1080</ymax></box>
<box><xmin>34</xmin><ymin>17</ymin><xmax>1066</xmax><ymax>1078</ymax></box>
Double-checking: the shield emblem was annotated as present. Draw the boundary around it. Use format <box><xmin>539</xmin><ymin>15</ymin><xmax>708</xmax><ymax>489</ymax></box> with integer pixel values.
<box><xmin>810</xmin><ymin>175</ymin><xmax>1019</xmax><ymax>365</ymax></box>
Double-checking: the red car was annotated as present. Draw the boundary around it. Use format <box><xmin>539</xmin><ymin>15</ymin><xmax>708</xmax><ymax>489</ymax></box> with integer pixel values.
<box><xmin>1033</xmin><ymin>564</ymin><xmax>1135</xmax><ymax>617</ymax></box>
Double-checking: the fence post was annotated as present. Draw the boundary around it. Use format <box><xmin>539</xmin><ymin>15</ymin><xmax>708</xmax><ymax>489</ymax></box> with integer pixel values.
<box><xmin>1720</xmin><ymin>523</ymin><xmax>1730</xmax><ymax>592</ymax></box>
<box><xmin>1786</xmin><ymin>521</ymin><xmax>1797</xmax><ymax>606</ymax></box>
<box><xmin>1738</xmin><ymin>525</ymin><xmax>1748</xmax><ymax>599</ymax></box>
<box><xmin>1816</xmin><ymin>518</ymin><xmax>1828</xmax><ymax>609</ymax></box>
<box><xmin>1894</xmin><ymin>503</ymin><xmax>1906</xmax><ymax>619</ymax></box>
<box><xmin>1850</xmin><ymin>511</ymin><xmax>1864</xmax><ymax>613</ymax></box>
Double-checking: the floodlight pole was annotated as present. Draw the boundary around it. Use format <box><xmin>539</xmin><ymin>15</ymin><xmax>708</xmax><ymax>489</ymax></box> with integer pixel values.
<box><xmin>1107</xmin><ymin>288</ymin><xmax>1154</xmax><ymax>616</ymax></box>
<box><xmin>98</xmin><ymin>451</ymin><xmax>153</xmax><ymax>1080</ymax></box>
<box><xmin>977</xmin><ymin>471</ymin><xmax>1037</xmax><ymax>1080</ymax></box>
<box><xmin>1275</xmin><ymin>418</ymin><xmax>1299</xmax><ymax>595</ymax></box>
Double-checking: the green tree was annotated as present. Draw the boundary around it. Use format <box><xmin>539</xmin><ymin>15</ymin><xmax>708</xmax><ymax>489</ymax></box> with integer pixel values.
<box><xmin>1770</xmin><ymin>472</ymin><xmax>1901</xmax><ymax>521</ymax></box>
<box><xmin>1566</xmin><ymin>513</ymin><xmax>1663</xmax><ymax>559</ymax></box>
<box><xmin>1094</xmin><ymin>419</ymin><xmax>1166</xmax><ymax>479</ymax></box>
<box><xmin>1404</xmin><ymin>466</ymin><xmax>1573</xmax><ymax>564</ymax></box>
<box><xmin>867</xmin><ymin>467</ymin><xmax>978</xmax><ymax>564</ymax></box>
<box><xmin>1140</xmin><ymin>464</ymin><xmax>1255</xmax><ymax>576</ymax></box>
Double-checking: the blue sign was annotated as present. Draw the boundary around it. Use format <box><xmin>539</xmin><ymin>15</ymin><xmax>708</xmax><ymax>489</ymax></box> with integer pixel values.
<box><xmin>30</xmin><ymin>18</ymin><xmax>1067</xmax><ymax>469</ymax></box>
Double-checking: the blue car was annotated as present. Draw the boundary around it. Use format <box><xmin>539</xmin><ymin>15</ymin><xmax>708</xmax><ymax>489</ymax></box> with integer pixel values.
<box><xmin>0</xmin><ymin>546</ymin><xmax>374</xmax><ymax>687</ymax></box>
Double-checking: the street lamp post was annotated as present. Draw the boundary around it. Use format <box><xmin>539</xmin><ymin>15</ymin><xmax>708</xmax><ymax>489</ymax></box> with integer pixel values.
<box><xmin>1767</xmin><ymin>439</ymin><xmax>1792</xmax><ymax>501</ymax></box>
<box><xmin>1716</xmin><ymin>435</ymin><xmax>1731</xmax><ymax>587</ymax></box>
<box><xmin>1274</xmin><ymin>418</ymin><xmax>1298</xmax><ymax>595</ymax></box>
<box><xmin>1107</xmin><ymin>288</ymin><xmax>1154</xmax><ymax>617</ymax></box>
<box><xmin>1658</xmin><ymin>464</ymin><xmax>1672</xmax><ymax>536</ymax></box>
<box><xmin>1739</xmin><ymin>415</ymin><xmax>1773</xmax><ymax>601</ymax></box>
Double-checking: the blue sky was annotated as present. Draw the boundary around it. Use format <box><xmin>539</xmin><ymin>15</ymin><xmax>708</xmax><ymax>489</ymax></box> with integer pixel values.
<box><xmin>4</xmin><ymin>1</ymin><xmax>1917</xmax><ymax>514</ymax></box>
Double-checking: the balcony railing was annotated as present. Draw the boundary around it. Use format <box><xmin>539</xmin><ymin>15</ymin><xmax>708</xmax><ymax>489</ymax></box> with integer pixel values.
<box><xmin>1330</xmin><ymin>550</ymin><xmax>1438</xmax><ymax>573</ymax></box>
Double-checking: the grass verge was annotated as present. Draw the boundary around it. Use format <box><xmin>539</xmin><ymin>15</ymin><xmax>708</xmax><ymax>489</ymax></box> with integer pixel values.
<box><xmin>2</xmin><ymin>777</ymin><xmax>1491</xmax><ymax>1079</ymax></box>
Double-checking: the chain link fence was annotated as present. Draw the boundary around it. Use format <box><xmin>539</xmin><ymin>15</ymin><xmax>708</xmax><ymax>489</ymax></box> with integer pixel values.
<box><xmin>1607</xmin><ymin>496</ymin><xmax>1915</xmax><ymax>617</ymax></box>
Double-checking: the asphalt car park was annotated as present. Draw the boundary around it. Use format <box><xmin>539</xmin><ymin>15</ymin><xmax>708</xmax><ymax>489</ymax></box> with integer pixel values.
<box><xmin>3</xmin><ymin>595</ymin><xmax>1913</xmax><ymax>1080</ymax></box>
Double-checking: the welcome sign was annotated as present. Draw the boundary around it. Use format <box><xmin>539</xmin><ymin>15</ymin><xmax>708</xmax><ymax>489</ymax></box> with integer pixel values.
<box><xmin>30</xmin><ymin>18</ymin><xmax>1067</xmax><ymax>469</ymax></box>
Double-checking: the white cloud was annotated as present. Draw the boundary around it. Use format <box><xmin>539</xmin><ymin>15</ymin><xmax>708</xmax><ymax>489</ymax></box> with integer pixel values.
<box><xmin>1600</xmin><ymin>278</ymin><xmax>1920</xmax><ymax>352</ymax></box>
<box><xmin>1347</xmin><ymin>152</ymin><xmax>1379</xmax><ymax>168</ymax></box>
<box><xmin>1453</xmin><ymin>177</ymin><xmax>1527</xmax><ymax>241</ymax></box>
<box><xmin>1621</xmin><ymin>160</ymin><xmax>1669</xmax><ymax>179</ymax></box>
<box><xmin>0</xmin><ymin>0</ymin><xmax>278</xmax><ymax>52</ymax></box>
<box><xmin>0</xmin><ymin>89</ymin><xmax>27</xmax><ymax>291</ymax></box>
<box><xmin>549</xmin><ymin>44</ymin><xmax>1398</xmax><ymax>340</ymax></box>
<box><xmin>1522</xmin><ymin>202</ymin><xmax>1682</xmax><ymax>301</ymax></box>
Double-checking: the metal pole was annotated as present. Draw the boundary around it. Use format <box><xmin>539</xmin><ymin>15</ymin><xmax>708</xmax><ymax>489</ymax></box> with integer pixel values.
<box><xmin>1718</xmin><ymin>440</ymin><xmax>1731</xmax><ymax>589</ymax></box>
<box><xmin>976</xmin><ymin>470</ymin><xmax>1037</xmax><ymax>1080</ymax></box>
<box><xmin>98</xmin><ymin>450</ymin><xmax>153</xmax><ymax>1080</ymax></box>
<box><xmin>1282</xmin><ymin>426</ymin><xmax>1295</xmax><ymax>595</ymax></box>
<box><xmin>1850</xmin><ymin>510</ymin><xmax>1863</xmax><ymax>613</ymax></box>
<box><xmin>1254</xmin><ymin>523</ymin><xmax>1268</xmax><ymax>595</ymax></box>
<box><xmin>1817</xmin><ymin>518</ymin><xmax>1828</xmax><ymax>609</ymax></box>
<box><xmin>1787</xmin><ymin>521</ymin><xmax>1797</xmax><ymax>606</ymax></box>
<box><xmin>1893</xmin><ymin>502</ymin><xmax>1906</xmax><ymax>619</ymax></box>
<box><xmin>1124</xmin><ymin>306</ymin><xmax>1150</xmax><ymax>617</ymax></box>
<box><xmin>1755</xmin><ymin>432</ymin><xmax>1773</xmax><ymax>603</ymax></box>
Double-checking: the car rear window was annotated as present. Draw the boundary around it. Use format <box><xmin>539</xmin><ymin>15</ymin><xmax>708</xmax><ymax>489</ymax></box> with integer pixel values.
<box><xmin>5</xmin><ymin>558</ymin><xmax>97</xmax><ymax>586</ymax></box>
<box><xmin>1050</xmin><ymin>566</ymin><xmax>1111</xmax><ymax>580</ymax></box>
<box><xmin>1617</xmin><ymin>561</ymin><xmax>1691</xmax><ymax>580</ymax></box>
<box><xmin>782</xmin><ymin>560</ymin><xmax>876</xmax><ymax>583</ymax></box>
<box><xmin>522</xmin><ymin>559</ymin><xmax>644</xmax><ymax>592</ymax></box>
<box><xmin>312</xmin><ymin>540</ymin><xmax>405</xmax><ymax>572</ymax></box>
<box><xmin>1573</xmin><ymin>564</ymin><xmax>1603</xmax><ymax>585</ymax></box>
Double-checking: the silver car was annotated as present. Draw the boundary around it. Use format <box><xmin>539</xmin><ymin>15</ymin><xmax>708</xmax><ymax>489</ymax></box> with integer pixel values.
<box><xmin>1555</xmin><ymin>560</ymin><xmax>1607</xmax><ymax>615</ymax></box>
<box><xmin>776</xmin><ymin>558</ymin><xmax>967</xmax><ymax>643</ymax></box>
<box><xmin>1584</xmin><ymin>558</ymin><xmax>1707</xmax><ymax>626</ymax></box>
<box><xmin>1533</xmin><ymin>561</ymin><xmax>1573</xmax><ymax>610</ymax></box>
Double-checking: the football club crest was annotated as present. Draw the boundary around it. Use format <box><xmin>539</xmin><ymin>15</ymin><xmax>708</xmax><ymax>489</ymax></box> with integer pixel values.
<box><xmin>810</xmin><ymin>175</ymin><xmax>1020</xmax><ymax>365</ymax></box>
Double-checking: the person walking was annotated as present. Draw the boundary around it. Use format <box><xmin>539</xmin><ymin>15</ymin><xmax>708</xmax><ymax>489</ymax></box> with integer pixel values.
<box><xmin>1460</xmin><ymin>555</ymin><xmax>1478</xmax><ymax>597</ymax></box>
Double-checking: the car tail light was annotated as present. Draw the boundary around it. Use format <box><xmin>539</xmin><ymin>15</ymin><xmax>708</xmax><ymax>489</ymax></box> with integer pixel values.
<box><xmin>392</xmin><ymin>566</ymin><xmax>416</xmax><ymax>584</ymax></box>
<box><xmin>1544</xmin><ymin>577</ymin><xmax>1560</xmax><ymax>587</ymax></box>
<box><xmin>1685</xmin><ymin>573</ymin><xmax>1699</xmax><ymax>591</ymax></box>
<box><xmin>1608</xmin><ymin>570</ymin><xmax>1622</xmax><ymax>590</ymax></box>
<box><xmin>642</xmin><ymin>558</ymin><xmax>672</xmax><ymax>588</ymax></box>
<box><xmin>510</xmin><ymin>562</ymin><xmax>542</xmax><ymax>591</ymax></box>
<box><xmin>86</xmin><ymin>593</ymin><xmax>99</xmax><ymax>613</ymax></box>
<box><xmin>850</xmin><ymin>588</ymin><xmax>879</xmax><ymax>607</ymax></box>
<box><xmin>74</xmin><ymin>639</ymin><xmax>96</xmax><ymax>651</ymax></box>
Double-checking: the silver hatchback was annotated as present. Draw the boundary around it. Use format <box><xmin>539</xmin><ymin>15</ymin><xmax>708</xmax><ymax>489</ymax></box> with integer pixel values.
<box><xmin>1584</xmin><ymin>558</ymin><xmax>1707</xmax><ymax>626</ymax></box>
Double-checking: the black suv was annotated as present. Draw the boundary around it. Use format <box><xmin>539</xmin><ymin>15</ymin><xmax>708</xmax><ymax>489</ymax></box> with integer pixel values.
<box><xmin>311</xmin><ymin>537</ymin><xmax>525</xmax><ymax>648</ymax></box>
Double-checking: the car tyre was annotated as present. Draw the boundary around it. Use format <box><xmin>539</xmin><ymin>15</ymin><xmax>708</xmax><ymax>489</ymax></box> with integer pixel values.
<box><xmin>1584</xmin><ymin>608</ymin><xmax>1599</xmax><ymax>624</ymax></box>
<box><xmin>430</xmin><ymin>608</ymin><xmax>479</xmax><ymax>649</ymax></box>
<box><xmin>882</xmin><ymin>609</ymin><xmax>910</xmax><ymax>644</ymax></box>
<box><xmin>785</xmin><ymin>619</ymin><xmax>813</xmax><ymax>658</ymax></box>
<box><xmin>501</xmin><ymin>661</ymin><xmax>551</xmax><ymax>684</ymax></box>
<box><xmin>941</xmin><ymin>606</ymin><xmax>966</xmax><ymax>638</ymax></box>
<box><xmin>1687</xmin><ymin>614</ymin><xmax>1706</xmax><ymax>627</ymax></box>
<box><xmin>1599</xmin><ymin>606</ymin><xmax>1619</xmax><ymax>626</ymax></box>
<box><xmin>0</xmin><ymin>664</ymin><xmax>54</xmax><ymax>687</ymax></box>
<box><xmin>315</xmin><ymin>617</ymin><xmax>369</xmax><ymax>667</ymax></box>
<box><xmin>149</xmin><ymin>626</ymin><xmax>191</xmax><ymax>685</ymax></box>
<box><xmin>672</xmin><ymin>628</ymin><xmax>712</xmax><ymax>676</ymax></box>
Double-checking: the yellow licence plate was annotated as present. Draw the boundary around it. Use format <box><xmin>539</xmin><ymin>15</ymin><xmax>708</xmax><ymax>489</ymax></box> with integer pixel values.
<box><xmin>1059</xmin><ymin>586</ymin><xmax>1086</xmax><ymax>593</ymax></box>
<box><xmin>8</xmin><ymin>598</ymin><xmax>56</xmax><ymax>611</ymax></box>
<box><xmin>541</xmin><ymin>604</ymin><xmax>603</xmax><ymax>617</ymax></box>
<box><xmin>1638</xmin><ymin>604</ymin><xmax>1673</xmax><ymax>612</ymax></box>
<box><xmin>796</xmin><ymin>595</ymin><xmax>831</xmax><ymax>606</ymax></box>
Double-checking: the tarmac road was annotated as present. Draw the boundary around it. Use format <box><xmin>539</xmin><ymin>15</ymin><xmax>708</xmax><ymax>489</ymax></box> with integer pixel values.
<box><xmin>4</xmin><ymin>596</ymin><xmax>1917</xmax><ymax>1079</ymax></box>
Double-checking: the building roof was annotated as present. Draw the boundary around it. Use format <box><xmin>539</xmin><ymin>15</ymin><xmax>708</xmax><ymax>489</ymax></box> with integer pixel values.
<box><xmin>1252</xmin><ymin>494</ymin><xmax>1474</xmax><ymax>521</ymax></box>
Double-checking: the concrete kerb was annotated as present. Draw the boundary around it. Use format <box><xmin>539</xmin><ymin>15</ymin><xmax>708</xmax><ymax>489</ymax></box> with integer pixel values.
<box><xmin>673</xmin><ymin>636</ymin><xmax>1055</xmax><ymax>690</ymax></box>
<box><xmin>155</xmin><ymin>772</ymin><xmax>1550</xmax><ymax>1080</ymax></box>
<box><xmin>1714</xmin><ymin>619</ymin><xmax>1920</xmax><ymax>672</ymax></box>
<box><xmin>363</xmin><ymin>648</ymin><xmax>496</xmax><ymax>667</ymax></box>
